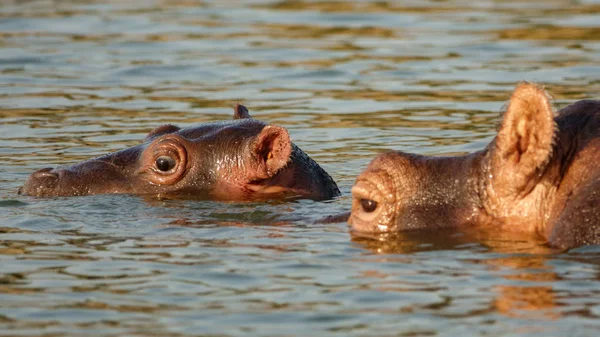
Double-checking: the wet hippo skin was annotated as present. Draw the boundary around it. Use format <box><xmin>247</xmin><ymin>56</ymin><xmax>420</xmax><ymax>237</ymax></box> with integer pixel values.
<box><xmin>20</xmin><ymin>105</ymin><xmax>340</xmax><ymax>201</ymax></box>
<box><xmin>349</xmin><ymin>82</ymin><xmax>600</xmax><ymax>249</ymax></box>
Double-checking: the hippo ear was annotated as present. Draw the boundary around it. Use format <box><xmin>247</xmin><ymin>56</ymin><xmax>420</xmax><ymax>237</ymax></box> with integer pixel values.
<box><xmin>250</xmin><ymin>125</ymin><xmax>292</xmax><ymax>179</ymax></box>
<box><xmin>490</xmin><ymin>82</ymin><xmax>556</xmax><ymax>196</ymax></box>
<box><xmin>233</xmin><ymin>104</ymin><xmax>252</xmax><ymax>119</ymax></box>
<box><xmin>145</xmin><ymin>124</ymin><xmax>181</xmax><ymax>141</ymax></box>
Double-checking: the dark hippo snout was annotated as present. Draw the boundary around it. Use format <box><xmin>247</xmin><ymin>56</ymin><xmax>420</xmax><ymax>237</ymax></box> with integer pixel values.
<box><xmin>19</xmin><ymin>161</ymin><xmax>133</xmax><ymax>197</ymax></box>
<box><xmin>19</xmin><ymin>167</ymin><xmax>60</xmax><ymax>196</ymax></box>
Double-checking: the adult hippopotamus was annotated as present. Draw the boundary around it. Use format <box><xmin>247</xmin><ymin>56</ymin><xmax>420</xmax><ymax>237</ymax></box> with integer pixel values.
<box><xmin>20</xmin><ymin>105</ymin><xmax>340</xmax><ymax>201</ymax></box>
<box><xmin>349</xmin><ymin>82</ymin><xmax>600</xmax><ymax>249</ymax></box>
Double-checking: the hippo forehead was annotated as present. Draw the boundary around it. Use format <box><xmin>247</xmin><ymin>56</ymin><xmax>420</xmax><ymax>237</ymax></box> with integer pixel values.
<box><xmin>174</xmin><ymin>119</ymin><xmax>268</xmax><ymax>141</ymax></box>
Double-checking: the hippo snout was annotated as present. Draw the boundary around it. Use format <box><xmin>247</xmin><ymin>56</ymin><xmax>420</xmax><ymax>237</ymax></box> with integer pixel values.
<box><xmin>19</xmin><ymin>160</ymin><xmax>133</xmax><ymax>197</ymax></box>
<box><xmin>19</xmin><ymin>167</ymin><xmax>60</xmax><ymax>196</ymax></box>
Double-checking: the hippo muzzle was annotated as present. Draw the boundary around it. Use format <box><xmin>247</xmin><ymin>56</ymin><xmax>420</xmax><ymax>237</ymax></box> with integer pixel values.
<box><xmin>19</xmin><ymin>160</ymin><xmax>132</xmax><ymax>197</ymax></box>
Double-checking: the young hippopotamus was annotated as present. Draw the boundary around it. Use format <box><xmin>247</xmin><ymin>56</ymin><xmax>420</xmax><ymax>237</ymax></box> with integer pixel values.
<box><xmin>19</xmin><ymin>105</ymin><xmax>340</xmax><ymax>201</ymax></box>
<box><xmin>350</xmin><ymin>82</ymin><xmax>600</xmax><ymax>249</ymax></box>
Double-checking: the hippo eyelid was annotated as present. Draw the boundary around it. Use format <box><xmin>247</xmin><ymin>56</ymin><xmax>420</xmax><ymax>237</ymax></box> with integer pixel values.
<box><xmin>148</xmin><ymin>143</ymin><xmax>181</xmax><ymax>168</ymax></box>
<box><xmin>139</xmin><ymin>135</ymin><xmax>189</xmax><ymax>185</ymax></box>
<box><xmin>351</xmin><ymin>183</ymin><xmax>380</xmax><ymax>204</ymax></box>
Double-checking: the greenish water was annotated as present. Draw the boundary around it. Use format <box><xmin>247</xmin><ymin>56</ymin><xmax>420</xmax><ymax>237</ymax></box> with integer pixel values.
<box><xmin>2</xmin><ymin>1</ymin><xmax>600</xmax><ymax>336</ymax></box>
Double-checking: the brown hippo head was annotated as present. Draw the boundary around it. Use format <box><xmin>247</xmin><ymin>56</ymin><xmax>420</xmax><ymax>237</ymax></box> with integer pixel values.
<box><xmin>349</xmin><ymin>83</ymin><xmax>600</xmax><ymax>249</ymax></box>
<box><xmin>20</xmin><ymin>105</ymin><xmax>340</xmax><ymax>201</ymax></box>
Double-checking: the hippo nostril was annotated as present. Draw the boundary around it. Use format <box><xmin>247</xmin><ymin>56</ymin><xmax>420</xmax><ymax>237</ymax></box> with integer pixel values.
<box><xmin>31</xmin><ymin>167</ymin><xmax>59</xmax><ymax>180</ymax></box>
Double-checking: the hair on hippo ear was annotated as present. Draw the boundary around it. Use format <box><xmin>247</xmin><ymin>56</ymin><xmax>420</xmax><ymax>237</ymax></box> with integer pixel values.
<box><xmin>233</xmin><ymin>103</ymin><xmax>252</xmax><ymax>119</ymax></box>
<box><xmin>145</xmin><ymin>124</ymin><xmax>181</xmax><ymax>141</ymax></box>
<box><xmin>489</xmin><ymin>82</ymin><xmax>557</xmax><ymax>197</ymax></box>
<box><xmin>251</xmin><ymin>125</ymin><xmax>292</xmax><ymax>179</ymax></box>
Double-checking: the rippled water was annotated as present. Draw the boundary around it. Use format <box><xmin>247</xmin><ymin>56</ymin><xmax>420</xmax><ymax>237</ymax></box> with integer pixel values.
<box><xmin>2</xmin><ymin>0</ymin><xmax>600</xmax><ymax>336</ymax></box>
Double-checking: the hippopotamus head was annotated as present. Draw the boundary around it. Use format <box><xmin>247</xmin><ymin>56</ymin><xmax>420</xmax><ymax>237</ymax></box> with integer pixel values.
<box><xmin>349</xmin><ymin>83</ymin><xmax>600</xmax><ymax>249</ymax></box>
<box><xmin>20</xmin><ymin>105</ymin><xmax>340</xmax><ymax>201</ymax></box>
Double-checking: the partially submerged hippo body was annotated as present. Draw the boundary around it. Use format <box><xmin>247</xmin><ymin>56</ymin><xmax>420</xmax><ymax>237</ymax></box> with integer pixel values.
<box><xmin>20</xmin><ymin>105</ymin><xmax>340</xmax><ymax>201</ymax></box>
<box><xmin>350</xmin><ymin>83</ymin><xmax>600</xmax><ymax>249</ymax></box>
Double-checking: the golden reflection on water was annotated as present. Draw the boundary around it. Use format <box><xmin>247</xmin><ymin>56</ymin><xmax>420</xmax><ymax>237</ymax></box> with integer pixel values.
<box><xmin>498</xmin><ymin>26</ymin><xmax>600</xmax><ymax>41</ymax></box>
<box><xmin>351</xmin><ymin>228</ymin><xmax>570</xmax><ymax>320</ymax></box>
<box><xmin>262</xmin><ymin>0</ymin><xmax>600</xmax><ymax>16</ymax></box>
<box><xmin>352</xmin><ymin>227</ymin><xmax>555</xmax><ymax>254</ymax></box>
<box><xmin>487</xmin><ymin>257</ymin><xmax>561</xmax><ymax>320</ymax></box>
<box><xmin>494</xmin><ymin>285</ymin><xmax>559</xmax><ymax>319</ymax></box>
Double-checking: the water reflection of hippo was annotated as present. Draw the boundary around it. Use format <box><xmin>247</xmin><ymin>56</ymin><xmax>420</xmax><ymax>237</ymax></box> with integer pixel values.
<box><xmin>20</xmin><ymin>105</ymin><xmax>340</xmax><ymax>201</ymax></box>
<box><xmin>350</xmin><ymin>83</ymin><xmax>600</xmax><ymax>249</ymax></box>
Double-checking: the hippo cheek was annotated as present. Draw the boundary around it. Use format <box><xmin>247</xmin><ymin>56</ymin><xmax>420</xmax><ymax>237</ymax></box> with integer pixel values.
<box><xmin>349</xmin><ymin>180</ymin><xmax>397</xmax><ymax>234</ymax></box>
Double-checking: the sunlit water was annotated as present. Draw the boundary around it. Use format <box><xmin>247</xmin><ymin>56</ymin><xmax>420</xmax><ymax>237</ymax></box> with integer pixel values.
<box><xmin>2</xmin><ymin>1</ymin><xmax>600</xmax><ymax>336</ymax></box>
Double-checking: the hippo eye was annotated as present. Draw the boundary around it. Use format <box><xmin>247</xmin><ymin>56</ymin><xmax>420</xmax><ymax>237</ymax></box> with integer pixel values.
<box><xmin>360</xmin><ymin>199</ymin><xmax>378</xmax><ymax>213</ymax></box>
<box><xmin>155</xmin><ymin>156</ymin><xmax>176</xmax><ymax>172</ymax></box>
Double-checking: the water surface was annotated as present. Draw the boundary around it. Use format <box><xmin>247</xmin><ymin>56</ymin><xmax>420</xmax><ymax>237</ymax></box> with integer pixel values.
<box><xmin>2</xmin><ymin>0</ymin><xmax>600</xmax><ymax>336</ymax></box>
